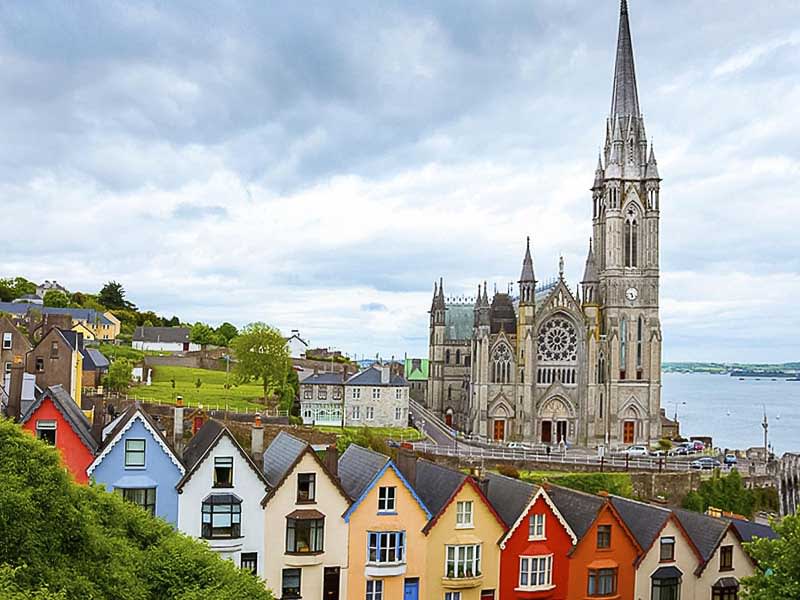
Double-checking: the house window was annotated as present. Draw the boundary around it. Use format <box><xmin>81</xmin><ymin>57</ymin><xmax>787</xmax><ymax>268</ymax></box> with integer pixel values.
<box><xmin>353</xmin><ymin>387</ymin><xmax>361</xmax><ymax>399</ymax></box>
<box><xmin>124</xmin><ymin>439</ymin><xmax>146</xmax><ymax>467</ymax></box>
<box><xmin>213</xmin><ymin>456</ymin><xmax>233</xmax><ymax>487</ymax></box>
<box><xmin>519</xmin><ymin>555</ymin><xmax>553</xmax><ymax>590</ymax></box>
<box><xmin>201</xmin><ymin>494</ymin><xmax>241</xmax><ymax>539</ymax></box>
<box><xmin>366</xmin><ymin>580</ymin><xmax>383</xmax><ymax>600</ymax></box>
<box><xmin>597</xmin><ymin>524</ymin><xmax>611</xmax><ymax>549</ymax></box>
<box><xmin>332</xmin><ymin>387</ymin><xmax>341</xmax><ymax>399</ymax></box>
<box><xmin>120</xmin><ymin>487</ymin><xmax>156</xmax><ymax>516</ymax></box>
<box><xmin>35</xmin><ymin>357</ymin><xmax>44</xmax><ymax>372</ymax></box>
<box><xmin>286</xmin><ymin>517</ymin><xmax>324</xmax><ymax>553</ymax></box>
<box><xmin>712</xmin><ymin>587</ymin><xmax>738</xmax><ymax>600</ymax></box>
<box><xmin>456</xmin><ymin>501</ymin><xmax>473</xmax><ymax>528</ymax></box>
<box><xmin>367</xmin><ymin>531</ymin><xmax>405</xmax><ymax>564</ymax></box>
<box><xmin>395</xmin><ymin>388</ymin><xmax>402</xmax><ymax>400</ymax></box>
<box><xmin>720</xmin><ymin>545</ymin><xmax>734</xmax><ymax>570</ymax></box>
<box><xmin>297</xmin><ymin>473</ymin><xmax>316</xmax><ymax>502</ymax></box>
<box><xmin>352</xmin><ymin>405</ymin><xmax>361</xmax><ymax>420</ymax></box>
<box><xmin>660</xmin><ymin>537</ymin><xmax>675</xmax><ymax>561</ymax></box>
<box><xmin>528</xmin><ymin>512</ymin><xmax>546</xmax><ymax>539</ymax></box>
<box><xmin>445</xmin><ymin>544</ymin><xmax>481</xmax><ymax>579</ymax></box>
<box><xmin>366</xmin><ymin>406</ymin><xmax>374</xmax><ymax>421</ymax></box>
<box><xmin>445</xmin><ymin>593</ymin><xmax>461</xmax><ymax>600</ymax></box>
<box><xmin>378</xmin><ymin>486</ymin><xmax>396</xmax><ymax>512</ymax></box>
<box><xmin>240</xmin><ymin>552</ymin><xmax>257</xmax><ymax>574</ymax></box>
<box><xmin>588</xmin><ymin>568</ymin><xmax>617</xmax><ymax>597</ymax></box>
<box><xmin>281</xmin><ymin>568</ymin><xmax>301</xmax><ymax>599</ymax></box>
<box><xmin>395</xmin><ymin>407</ymin><xmax>402</xmax><ymax>421</ymax></box>
<box><xmin>35</xmin><ymin>420</ymin><xmax>56</xmax><ymax>445</ymax></box>
<box><xmin>651</xmin><ymin>576</ymin><xmax>681</xmax><ymax>600</ymax></box>
<box><xmin>318</xmin><ymin>387</ymin><xmax>327</xmax><ymax>399</ymax></box>
<box><xmin>303</xmin><ymin>388</ymin><xmax>312</xmax><ymax>399</ymax></box>
<box><xmin>372</xmin><ymin>387</ymin><xmax>380</xmax><ymax>399</ymax></box>
<box><xmin>4</xmin><ymin>361</ymin><xmax>10</xmax><ymax>373</ymax></box>
<box><xmin>2</xmin><ymin>332</ymin><xmax>11</xmax><ymax>349</ymax></box>
<box><xmin>50</xmin><ymin>341</ymin><xmax>59</xmax><ymax>358</ymax></box>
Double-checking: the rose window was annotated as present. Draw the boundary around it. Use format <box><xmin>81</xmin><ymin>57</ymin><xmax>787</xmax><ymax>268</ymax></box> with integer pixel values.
<box><xmin>537</xmin><ymin>318</ymin><xmax>577</xmax><ymax>362</ymax></box>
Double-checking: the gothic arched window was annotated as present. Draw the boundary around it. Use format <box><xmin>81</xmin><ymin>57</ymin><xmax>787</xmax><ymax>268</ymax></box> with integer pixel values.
<box><xmin>597</xmin><ymin>352</ymin><xmax>606</xmax><ymax>384</ymax></box>
<box><xmin>455</xmin><ymin>349</ymin><xmax>461</xmax><ymax>364</ymax></box>
<box><xmin>636</xmin><ymin>316</ymin><xmax>644</xmax><ymax>378</ymax></box>
<box><xmin>445</xmin><ymin>349</ymin><xmax>451</xmax><ymax>364</ymax></box>
<box><xmin>624</xmin><ymin>205</ymin><xmax>639</xmax><ymax>267</ymax></box>
<box><xmin>620</xmin><ymin>317</ymin><xmax>628</xmax><ymax>380</ymax></box>
<box><xmin>491</xmin><ymin>343</ymin><xmax>513</xmax><ymax>384</ymax></box>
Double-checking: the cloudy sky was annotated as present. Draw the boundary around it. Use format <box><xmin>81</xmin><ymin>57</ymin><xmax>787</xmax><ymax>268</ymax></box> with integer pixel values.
<box><xmin>1</xmin><ymin>0</ymin><xmax>798</xmax><ymax>362</ymax></box>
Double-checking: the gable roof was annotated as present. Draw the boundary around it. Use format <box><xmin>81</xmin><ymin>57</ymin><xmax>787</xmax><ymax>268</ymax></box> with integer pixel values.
<box><xmin>133</xmin><ymin>326</ymin><xmax>190</xmax><ymax>343</ymax></box>
<box><xmin>610</xmin><ymin>495</ymin><xmax>672</xmax><ymax>552</ymax></box>
<box><xmin>730</xmin><ymin>518</ymin><xmax>778</xmax><ymax>543</ymax></box>
<box><xmin>346</xmin><ymin>366</ymin><xmax>407</xmax><ymax>387</ymax></box>
<box><xmin>82</xmin><ymin>348</ymin><xmax>109</xmax><ymax>370</ymax></box>
<box><xmin>672</xmin><ymin>508</ymin><xmax>732</xmax><ymax>574</ymax></box>
<box><xmin>546</xmin><ymin>485</ymin><xmax>607</xmax><ymax>540</ymax></box>
<box><xmin>176</xmin><ymin>419</ymin><xmax>269</xmax><ymax>491</ymax></box>
<box><xmin>87</xmin><ymin>405</ymin><xmax>184</xmax><ymax>476</ymax></box>
<box><xmin>338</xmin><ymin>444</ymin><xmax>390</xmax><ymax>500</ymax></box>
<box><xmin>260</xmin><ymin>431</ymin><xmax>351</xmax><ymax>508</ymax></box>
<box><xmin>500</xmin><ymin>486</ymin><xmax>577</xmax><ymax>549</ymax></box>
<box><xmin>483</xmin><ymin>471</ymin><xmax>537</xmax><ymax>527</ymax></box>
<box><xmin>413</xmin><ymin>459</ymin><xmax>467</xmax><ymax>518</ymax></box>
<box><xmin>302</xmin><ymin>372</ymin><xmax>345</xmax><ymax>385</ymax></box>
<box><xmin>0</xmin><ymin>302</ymin><xmax>113</xmax><ymax>326</ymax></box>
<box><xmin>21</xmin><ymin>385</ymin><xmax>98</xmax><ymax>453</ymax></box>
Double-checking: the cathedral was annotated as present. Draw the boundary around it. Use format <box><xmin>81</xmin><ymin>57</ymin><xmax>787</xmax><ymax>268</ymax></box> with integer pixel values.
<box><xmin>426</xmin><ymin>0</ymin><xmax>663</xmax><ymax>448</ymax></box>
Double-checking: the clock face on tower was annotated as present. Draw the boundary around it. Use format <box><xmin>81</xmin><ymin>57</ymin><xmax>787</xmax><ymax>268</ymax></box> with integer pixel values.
<box><xmin>626</xmin><ymin>287</ymin><xmax>638</xmax><ymax>302</ymax></box>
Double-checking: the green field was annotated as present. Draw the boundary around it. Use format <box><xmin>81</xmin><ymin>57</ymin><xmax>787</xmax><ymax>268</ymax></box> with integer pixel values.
<box><xmin>127</xmin><ymin>365</ymin><xmax>266</xmax><ymax>411</ymax></box>
<box><xmin>519</xmin><ymin>470</ymin><xmax>634</xmax><ymax>498</ymax></box>
<box><xmin>316</xmin><ymin>425</ymin><xmax>424</xmax><ymax>442</ymax></box>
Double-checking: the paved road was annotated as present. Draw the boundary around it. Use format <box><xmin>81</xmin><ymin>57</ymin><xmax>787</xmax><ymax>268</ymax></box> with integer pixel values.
<box><xmin>409</xmin><ymin>399</ymin><xmax>455</xmax><ymax>446</ymax></box>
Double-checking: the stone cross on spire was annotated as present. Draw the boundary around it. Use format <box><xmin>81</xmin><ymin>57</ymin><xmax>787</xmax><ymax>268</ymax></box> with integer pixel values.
<box><xmin>610</xmin><ymin>0</ymin><xmax>640</xmax><ymax>117</ymax></box>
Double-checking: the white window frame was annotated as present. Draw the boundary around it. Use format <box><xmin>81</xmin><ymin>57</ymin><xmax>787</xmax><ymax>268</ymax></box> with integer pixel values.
<box><xmin>378</xmin><ymin>486</ymin><xmax>396</xmax><ymax>513</ymax></box>
<box><xmin>518</xmin><ymin>554</ymin><xmax>553</xmax><ymax>590</ymax></box>
<box><xmin>456</xmin><ymin>500</ymin><xmax>474</xmax><ymax>529</ymax></box>
<box><xmin>445</xmin><ymin>544</ymin><xmax>482</xmax><ymax>579</ymax></box>
<box><xmin>2</xmin><ymin>332</ymin><xmax>12</xmax><ymax>349</ymax></box>
<box><xmin>366</xmin><ymin>579</ymin><xmax>383</xmax><ymax>600</ymax></box>
<box><xmin>444</xmin><ymin>593</ymin><xmax>461</xmax><ymax>600</ymax></box>
<box><xmin>528</xmin><ymin>513</ymin><xmax>546</xmax><ymax>540</ymax></box>
<box><xmin>395</xmin><ymin>407</ymin><xmax>402</xmax><ymax>421</ymax></box>
<box><xmin>352</xmin><ymin>387</ymin><xmax>361</xmax><ymax>399</ymax></box>
<box><xmin>372</xmin><ymin>387</ymin><xmax>380</xmax><ymax>399</ymax></box>
<box><xmin>352</xmin><ymin>405</ymin><xmax>361</xmax><ymax>420</ymax></box>
<box><xmin>4</xmin><ymin>362</ymin><xmax>10</xmax><ymax>373</ymax></box>
<box><xmin>366</xmin><ymin>406</ymin><xmax>374</xmax><ymax>421</ymax></box>
<box><xmin>124</xmin><ymin>439</ymin><xmax>146</xmax><ymax>468</ymax></box>
<box><xmin>395</xmin><ymin>388</ymin><xmax>402</xmax><ymax>400</ymax></box>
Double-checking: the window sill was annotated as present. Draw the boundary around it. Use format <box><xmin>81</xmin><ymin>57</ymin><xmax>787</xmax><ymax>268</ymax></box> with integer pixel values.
<box><xmin>719</xmin><ymin>567</ymin><xmax>734</xmax><ymax>572</ymax></box>
<box><xmin>442</xmin><ymin>574</ymin><xmax>484</xmax><ymax>589</ymax></box>
<box><xmin>455</xmin><ymin>524</ymin><xmax>474</xmax><ymax>530</ymax></box>
<box><xmin>515</xmin><ymin>584</ymin><xmax>556</xmax><ymax>593</ymax></box>
<box><xmin>659</xmin><ymin>558</ymin><xmax>675</xmax><ymax>563</ymax></box>
<box><xmin>296</xmin><ymin>499</ymin><xmax>317</xmax><ymax>505</ymax></box>
<box><xmin>377</xmin><ymin>511</ymin><xmax>398</xmax><ymax>516</ymax></box>
<box><xmin>212</xmin><ymin>484</ymin><xmax>234</xmax><ymax>489</ymax></box>
<box><xmin>365</xmin><ymin>562</ymin><xmax>407</xmax><ymax>578</ymax></box>
<box><xmin>124</xmin><ymin>466</ymin><xmax>146</xmax><ymax>470</ymax></box>
<box><xmin>285</xmin><ymin>551</ymin><xmax>323</xmax><ymax>557</ymax></box>
<box><xmin>528</xmin><ymin>536</ymin><xmax>547</xmax><ymax>542</ymax></box>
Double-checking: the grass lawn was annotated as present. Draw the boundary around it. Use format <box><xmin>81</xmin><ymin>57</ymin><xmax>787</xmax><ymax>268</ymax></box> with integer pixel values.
<box><xmin>518</xmin><ymin>470</ymin><xmax>633</xmax><ymax>498</ymax></box>
<box><xmin>127</xmin><ymin>365</ymin><xmax>266</xmax><ymax>411</ymax></box>
<box><xmin>315</xmin><ymin>425</ymin><xmax>424</xmax><ymax>442</ymax></box>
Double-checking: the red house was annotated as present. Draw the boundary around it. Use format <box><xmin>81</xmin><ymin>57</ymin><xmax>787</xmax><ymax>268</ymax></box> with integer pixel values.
<box><xmin>498</xmin><ymin>486</ymin><xmax>577</xmax><ymax>599</ymax></box>
<box><xmin>21</xmin><ymin>385</ymin><xmax>98</xmax><ymax>484</ymax></box>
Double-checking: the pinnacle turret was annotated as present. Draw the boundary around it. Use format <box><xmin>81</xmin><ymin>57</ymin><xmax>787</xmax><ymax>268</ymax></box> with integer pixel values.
<box><xmin>645</xmin><ymin>143</ymin><xmax>660</xmax><ymax>180</ymax></box>
<box><xmin>582</xmin><ymin>238</ymin><xmax>599</xmax><ymax>283</ymax></box>
<box><xmin>519</xmin><ymin>236</ymin><xmax>535</xmax><ymax>283</ymax></box>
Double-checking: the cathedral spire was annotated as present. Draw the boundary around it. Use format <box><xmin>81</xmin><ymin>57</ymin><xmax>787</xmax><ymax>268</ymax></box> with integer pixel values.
<box><xmin>582</xmin><ymin>238</ymin><xmax>599</xmax><ymax>283</ymax></box>
<box><xmin>645</xmin><ymin>141</ymin><xmax>660</xmax><ymax>179</ymax></box>
<box><xmin>610</xmin><ymin>0</ymin><xmax>640</xmax><ymax>118</ymax></box>
<box><xmin>519</xmin><ymin>236</ymin><xmax>535</xmax><ymax>283</ymax></box>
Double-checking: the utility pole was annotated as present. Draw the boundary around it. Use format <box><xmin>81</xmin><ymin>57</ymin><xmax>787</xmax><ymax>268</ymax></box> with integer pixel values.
<box><xmin>762</xmin><ymin>407</ymin><xmax>769</xmax><ymax>463</ymax></box>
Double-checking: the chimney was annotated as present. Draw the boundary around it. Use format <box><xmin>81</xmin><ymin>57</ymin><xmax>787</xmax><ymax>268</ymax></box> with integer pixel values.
<box><xmin>7</xmin><ymin>356</ymin><xmax>24</xmax><ymax>422</ymax></box>
<box><xmin>396</xmin><ymin>447</ymin><xmax>417</xmax><ymax>486</ymax></box>
<box><xmin>470</xmin><ymin>465</ymin><xmax>490</xmax><ymax>497</ymax></box>
<box><xmin>91</xmin><ymin>396</ymin><xmax>105</xmax><ymax>443</ymax></box>
<box><xmin>323</xmin><ymin>444</ymin><xmax>339</xmax><ymax>478</ymax></box>
<box><xmin>174</xmin><ymin>396</ymin><xmax>185</xmax><ymax>456</ymax></box>
<box><xmin>251</xmin><ymin>414</ymin><xmax>264</xmax><ymax>459</ymax></box>
<box><xmin>380</xmin><ymin>363</ymin><xmax>390</xmax><ymax>384</ymax></box>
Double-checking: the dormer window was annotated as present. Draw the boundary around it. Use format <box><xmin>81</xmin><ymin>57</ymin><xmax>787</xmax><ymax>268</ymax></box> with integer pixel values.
<box><xmin>378</xmin><ymin>486</ymin><xmax>396</xmax><ymax>513</ymax></box>
<box><xmin>124</xmin><ymin>439</ymin><xmax>146</xmax><ymax>467</ymax></box>
<box><xmin>213</xmin><ymin>457</ymin><xmax>233</xmax><ymax>487</ymax></box>
<box><xmin>660</xmin><ymin>537</ymin><xmax>675</xmax><ymax>561</ymax></box>
<box><xmin>528</xmin><ymin>513</ymin><xmax>545</xmax><ymax>540</ymax></box>
<box><xmin>297</xmin><ymin>473</ymin><xmax>316</xmax><ymax>503</ymax></box>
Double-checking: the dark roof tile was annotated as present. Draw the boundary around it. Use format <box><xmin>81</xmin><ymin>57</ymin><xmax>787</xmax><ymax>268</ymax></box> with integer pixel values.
<box><xmin>484</xmin><ymin>472</ymin><xmax>536</xmax><ymax>527</ymax></box>
<box><xmin>262</xmin><ymin>431</ymin><xmax>308</xmax><ymax>487</ymax></box>
<box><xmin>546</xmin><ymin>485</ymin><xmax>605</xmax><ymax>539</ymax></box>
<box><xmin>413</xmin><ymin>459</ymin><xmax>467</xmax><ymax>518</ymax></box>
<box><xmin>338</xmin><ymin>444</ymin><xmax>389</xmax><ymax>500</ymax></box>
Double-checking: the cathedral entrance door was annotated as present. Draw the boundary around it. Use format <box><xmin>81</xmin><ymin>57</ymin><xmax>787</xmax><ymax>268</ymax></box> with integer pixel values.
<box><xmin>493</xmin><ymin>419</ymin><xmax>506</xmax><ymax>441</ymax></box>
<box><xmin>541</xmin><ymin>421</ymin><xmax>552</xmax><ymax>444</ymax></box>
<box><xmin>623</xmin><ymin>421</ymin><xmax>635</xmax><ymax>444</ymax></box>
<box><xmin>445</xmin><ymin>410</ymin><xmax>453</xmax><ymax>428</ymax></box>
<box><xmin>556</xmin><ymin>421</ymin><xmax>567</xmax><ymax>443</ymax></box>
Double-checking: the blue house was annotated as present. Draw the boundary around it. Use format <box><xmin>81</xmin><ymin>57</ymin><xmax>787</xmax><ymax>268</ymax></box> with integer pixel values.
<box><xmin>87</xmin><ymin>405</ymin><xmax>185</xmax><ymax>525</ymax></box>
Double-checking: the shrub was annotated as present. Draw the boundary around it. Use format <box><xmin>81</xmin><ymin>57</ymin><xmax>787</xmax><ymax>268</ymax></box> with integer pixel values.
<box><xmin>497</xmin><ymin>464</ymin><xmax>521</xmax><ymax>479</ymax></box>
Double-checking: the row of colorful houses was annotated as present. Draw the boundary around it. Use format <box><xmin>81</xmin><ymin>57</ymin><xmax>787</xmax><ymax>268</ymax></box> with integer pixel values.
<box><xmin>9</xmin><ymin>386</ymin><xmax>774</xmax><ymax>600</ymax></box>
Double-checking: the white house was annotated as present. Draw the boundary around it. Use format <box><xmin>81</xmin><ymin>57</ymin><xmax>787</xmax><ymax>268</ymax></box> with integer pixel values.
<box><xmin>132</xmin><ymin>326</ymin><xmax>200</xmax><ymax>353</ymax></box>
<box><xmin>285</xmin><ymin>330</ymin><xmax>309</xmax><ymax>359</ymax></box>
<box><xmin>176</xmin><ymin>419</ymin><xmax>268</xmax><ymax>576</ymax></box>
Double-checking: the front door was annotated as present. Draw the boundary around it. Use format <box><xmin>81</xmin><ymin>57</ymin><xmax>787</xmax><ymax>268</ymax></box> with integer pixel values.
<box><xmin>556</xmin><ymin>420</ymin><xmax>567</xmax><ymax>443</ymax></box>
<box><xmin>623</xmin><ymin>421</ymin><xmax>635</xmax><ymax>444</ymax></box>
<box><xmin>445</xmin><ymin>412</ymin><xmax>453</xmax><ymax>427</ymax></box>
<box><xmin>493</xmin><ymin>419</ymin><xmax>505</xmax><ymax>441</ymax></box>
<box><xmin>541</xmin><ymin>421</ymin><xmax>552</xmax><ymax>443</ymax></box>
<box><xmin>404</xmin><ymin>578</ymin><xmax>419</xmax><ymax>600</ymax></box>
<box><xmin>323</xmin><ymin>567</ymin><xmax>340</xmax><ymax>600</ymax></box>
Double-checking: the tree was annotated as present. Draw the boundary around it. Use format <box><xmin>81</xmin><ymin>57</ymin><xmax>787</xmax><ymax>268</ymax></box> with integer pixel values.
<box><xmin>42</xmin><ymin>290</ymin><xmax>70</xmax><ymax>308</ymax></box>
<box><xmin>741</xmin><ymin>515</ymin><xmax>800</xmax><ymax>599</ymax></box>
<box><xmin>105</xmin><ymin>358</ymin><xmax>132</xmax><ymax>392</ymax></box>
<box><xmin>98</xmin><ymin>281</ymin><xmax>135</xmax><ymax>310</ymax></box>
<box><xmin>230</xmin><ymin>322</ymin><xmax>291</xmax><ymax>400</ymax></box>
<box><xmin>190</xmin><ymin>322</ymin><xmax>216</xmax><ymax>349</ymax></box>
<box><xmin>216</xmin><ymin>322</ymin><xmax>239</xmax><ymax>346</ymax></box>
<box><xmin>0</xmin><ymin>277</ymin><xmax>36</xmax><ymax>302</ymax></box>
<box><xmin>682</xmin><ymin>468</ymin><xmax>756</xmax><ymax>518</ymax></box>
<box><xmin>0</xmin><ymin>419</ymin><xmax>274</xmax><ymax>599</ymax></box>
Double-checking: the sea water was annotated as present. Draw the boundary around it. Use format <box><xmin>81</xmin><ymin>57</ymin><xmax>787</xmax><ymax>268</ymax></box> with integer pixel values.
<box><xmin>662</xmin><ymin>372</ymin><xmax>800</xmax><ymax>455</ymax></box>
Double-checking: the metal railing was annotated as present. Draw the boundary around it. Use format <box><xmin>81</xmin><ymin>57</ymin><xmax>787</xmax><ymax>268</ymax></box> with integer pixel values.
<box><xmin>85</xmin><ymin>389</ymin><xmax>289</xmax><ymax>417</ymax></box>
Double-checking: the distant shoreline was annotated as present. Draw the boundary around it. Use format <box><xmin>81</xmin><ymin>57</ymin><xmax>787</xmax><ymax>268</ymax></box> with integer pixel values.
<box><xmin>663</xmin><ymin>362</ymin><xmax>800</xmax><ymax>376</ymax></box>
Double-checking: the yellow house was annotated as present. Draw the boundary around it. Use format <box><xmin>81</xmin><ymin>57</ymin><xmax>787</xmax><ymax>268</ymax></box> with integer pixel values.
<box><xmin>72</xmin><ymin>321</ymin><xmax>95</xmax><ymax>342</ymax></box>
<box><xmin>405</xmin><ymin>457</ymin><xmax>507</xmax><ymax>600</ymax></box>
<box><xmin>339</xmin><ymin>445</ymin><xmax>431</xmax><ymax>600</ymax></box>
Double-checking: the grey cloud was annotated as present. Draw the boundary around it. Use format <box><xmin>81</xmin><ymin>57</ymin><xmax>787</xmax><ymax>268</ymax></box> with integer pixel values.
<box><xmin>361</xmin><ymin>303</ymin><xmax>388</xmax><ymax>313</ymax></box>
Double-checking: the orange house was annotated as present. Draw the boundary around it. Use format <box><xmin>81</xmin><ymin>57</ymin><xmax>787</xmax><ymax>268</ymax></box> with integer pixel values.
<box><xmin>548</xmin><ymin>487</ymin><xmax>642</xmax><ymax>600</ymax></box>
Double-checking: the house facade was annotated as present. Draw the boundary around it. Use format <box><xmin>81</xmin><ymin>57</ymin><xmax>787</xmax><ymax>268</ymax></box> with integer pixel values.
<box><xmin>21</xmin><ymin>385</ymin><xmax>97</xmax><ymax>484</ymax></box>
<box><xmin>132</xmin><ymin>326</ymin><xmax>199</xmax><ymax>353</ymax></box>
<box><xmin>340</xmin><ymin>445</ymin><xmax>430</xmax><ymax>600</ymax></box>
<box><xmin>87</xmin><ymin>406</ymin><xmax>185</xmax><ymax>525</ymax></box>
<box><xmin>26</xmin><ymin>327</ymin><xmax>83</xmax><ymax>405</ymax></box>
<box><xmin>0</xmin><ymin>315</ymin><xmax>32</xmax><ymax>377</ymax></box>
<box><xmin>343</xmin><ymin>364</ymin><xmax>409</xmax><ymax>428</ymax></box>
<box><xmin>261</xmin><ymin>432</ymin><xmax>350</xmax><ymax>599</ymax></box>
<box><xmin>299</xmin><ymin>372</ymin><xmax>346</xmax><ymax>427</ymax></box>
<box><xmin>176</xmin><ymin>420</ymin><xmax>268</xmax><ymax>574</ymax></box>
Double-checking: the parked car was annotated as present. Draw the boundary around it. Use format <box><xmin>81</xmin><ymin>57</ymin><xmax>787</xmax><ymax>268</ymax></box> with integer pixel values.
<box><xmin>668</xmin><ymin>445</ymin><xmax>690</xmax><ymax>456</ymax></box>
<box><xmin>724</xmin><ymin>454</ymin><xmax>738</xmax><ymax>465</ymax></box>
<box><xmin>649</xmin><ymin>449</ymin><xmax>666</xmax><ymax>457</ymax></box>
<box><xmin>691</xmin><ymin>440</ymin><xmax>705</xmax><ymax>452</ymax></box>
<box><xmin>691</xmin><ymin>457</ymin><xmax>721</xmax><ymax>470</ymax></box>
<box><xmin>623</xmin><ymin>445</ymin><xmax>650</xmax><ymax>457</ymax></box>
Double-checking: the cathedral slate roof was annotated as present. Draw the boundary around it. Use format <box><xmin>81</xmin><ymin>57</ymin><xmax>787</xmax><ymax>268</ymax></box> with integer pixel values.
<box><xmin>490</xmin><ymin>293</ymin><xmax>517</xmax><ymax>334</ymax></box>
<box><xmin>444</xmin><ymin>303</ymin><xmax>474</xmax><ymax>341</ymax></box>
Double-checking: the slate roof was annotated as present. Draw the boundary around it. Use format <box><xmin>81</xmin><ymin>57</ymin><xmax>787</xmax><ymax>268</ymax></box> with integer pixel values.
<box><xmin>484</xmin><ymin>471</ymin><xmax>536</xmax><ymax>527</ymax></box>
<box><xmin>262</xmin><ymin>431</ymin><xmax>308</xmax><ymax>487</ymax></box>
<box><xmin>490</xmin><ymin>293</ymin><xmax>517</xmax><ymax>334</ymax></box>
<box><xmin>133</xmin><ymin>326</ymin><xmax>191</xmax><ymax>343</ymax></box>
<box><xmin>181</xmin><ymin>419</ymin><xmax>225</xmax><ymax>471</ymax></box>
<box><xmin>21</xmin><ymin>385</ymin><xmax>98</xmax><ymax>453</ymax></box>
<box><xmin>346</xmin><ymin>366</ymin><xmax>407</xmax><ymax>387</ymax></box>
<box><xmin>673</xmin><ymin>508</ymin><xmax>730</xmax><ymax>564</ymax></box>
<box><xmin>82</xmin><ymin>348</ymin><xmax>109</xmax><ymax>370</ymax></box>
<box><xmin>444</xmin><ymin>303</ymin><xmax>473</xmax><ymax>341</ymax></box>
<box><xmin>610</xmin><ymin>495</ymin><xmax>671</xmax><ymax>551</ymax></box>
<box><xmin>302</xmin><ymin>372</ymin><xmax>345</xmax><ymax>385</ymax></box>
<box><xmin>730</xmin><ymin>518</ymin><xmax>778</xmax><ymax>543</ymax></box>
<box><xmin>412</xmin><ymin>459</ymin><xmax>467</xmax><ymax>518</ymax></box>
<box><xmin>59</xmin><ymin>329</ymin><xmax>83</xmax><ymax>351</ymax></box>
<box><xmin>546</xmin><ymin>485</ymin><xmax>606</xmax><ymax>539</ymax></box>
<box><xmin>0</xmin><ymin>302</ymin><xmax>114</xmax><ymax>326</ymax></box>
<box><xmin>338</xmin><ymin>444</ymin><xmax>389</xmax><ymax>501</ymax></box>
